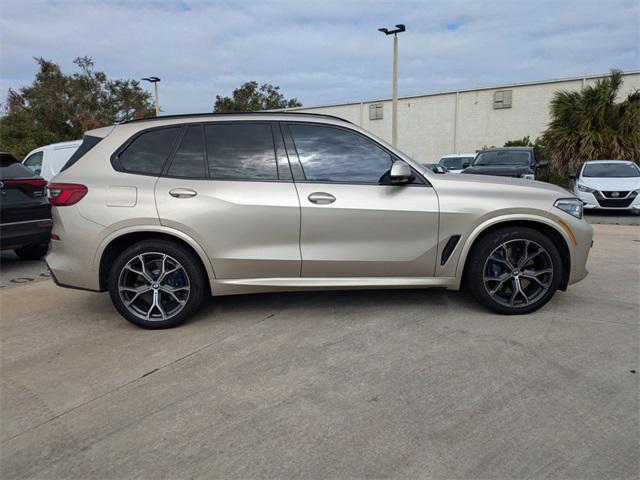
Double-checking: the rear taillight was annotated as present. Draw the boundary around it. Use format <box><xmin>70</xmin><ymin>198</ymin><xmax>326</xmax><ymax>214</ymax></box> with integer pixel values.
<box><xmin>48</xmin><ymin>183</ymin><xmax>88</xmax><ymax>206</ymax></box>
<box><xmin>2</xmin><ymin>179</ymin><xmax>48</xmax><ymax>187</ymax></box>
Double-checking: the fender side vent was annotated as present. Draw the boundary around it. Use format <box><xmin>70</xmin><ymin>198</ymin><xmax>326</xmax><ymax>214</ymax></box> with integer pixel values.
<box><xmin>441</xmin><ymin>235</ymin><xmax>461</xmax><ymax>265</ymax></box>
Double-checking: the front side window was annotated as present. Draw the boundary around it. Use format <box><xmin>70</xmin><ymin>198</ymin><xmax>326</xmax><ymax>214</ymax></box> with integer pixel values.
<box><xmin>205</xmin><ymin>123</ymin><xmax>278</xmax><ymax>180</ymax></box>
<box><xmin>24</xmin><ymin>151</ymin><xmax>44</xmax><ymax>175</ymax></box>
<box><xmin>167</xmin><ymin>125</ymin><xmax>207</xmax><ymax>178</ymax></box>
<box><xmin>117</xmin><ymin>127</ymin><xmax>180</xmax><ymax>175</ymax></box>
<box><xmin>288</xmin><ymin>124</ymin><xmax>392</xmax><ymax>183</ymax></box>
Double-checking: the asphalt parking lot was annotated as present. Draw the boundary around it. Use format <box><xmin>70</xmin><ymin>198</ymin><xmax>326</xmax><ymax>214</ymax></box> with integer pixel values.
<box><xmin>1</xmin><ymin>223</ymin><xmax>638</xmax><ymax>479</ymax></box>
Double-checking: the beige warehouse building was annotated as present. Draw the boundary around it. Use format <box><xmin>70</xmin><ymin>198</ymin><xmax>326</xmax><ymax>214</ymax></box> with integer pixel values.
<box><xmin>289</xmin><ymin>71</ymin><xmax>640</xmax><ymax>163</ymax></box>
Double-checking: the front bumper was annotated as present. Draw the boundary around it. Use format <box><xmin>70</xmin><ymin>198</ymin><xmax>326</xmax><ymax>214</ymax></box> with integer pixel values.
<box><xmin>577</xmin><ymin>190</ymin><xmax>640</xmax><ymax>210</ymax></box>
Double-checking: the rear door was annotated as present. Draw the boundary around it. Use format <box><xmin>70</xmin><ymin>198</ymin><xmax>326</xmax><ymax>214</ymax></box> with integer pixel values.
<box><xmin>155</xmin><ymin>122</ymin><xmax>301</xmax><ymax>279</ymax></box>
<box><xmin>283</xmin><ymin>123</ymin><xmax>439</xmax><ymax>278</ymax></box>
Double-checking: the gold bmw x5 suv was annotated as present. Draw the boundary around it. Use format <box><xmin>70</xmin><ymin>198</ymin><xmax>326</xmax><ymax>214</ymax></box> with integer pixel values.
<box><xmin>46</xmin><ymin>113</ymin><xmax>592</xmax><ymax>328</ymax></box>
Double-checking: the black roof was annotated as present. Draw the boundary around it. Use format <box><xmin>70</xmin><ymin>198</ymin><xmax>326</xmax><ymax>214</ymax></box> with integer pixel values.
<box><xmin>120</xmin><ymin>111</ymin><xmax>352</xmax><ymax>125</ymax></box>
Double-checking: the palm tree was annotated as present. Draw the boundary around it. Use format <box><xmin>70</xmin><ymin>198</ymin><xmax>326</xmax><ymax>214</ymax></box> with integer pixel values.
<box><xmin>543</xmin><ymin>69</ymin><xmax>640</xmax><ymax>174</ymax></box>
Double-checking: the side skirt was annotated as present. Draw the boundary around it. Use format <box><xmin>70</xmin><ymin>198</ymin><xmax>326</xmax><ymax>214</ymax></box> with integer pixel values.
<box><xmin>211</xmin><ymin>276</ymin><xmax>458</xmax><ymax>296</ymax></box>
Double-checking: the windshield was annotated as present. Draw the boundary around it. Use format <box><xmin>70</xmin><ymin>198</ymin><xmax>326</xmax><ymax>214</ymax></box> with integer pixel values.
<box><xmin>473</xmin><ymin>151</ymin><xmax>531</xmax><ymax>166</ymax></box>
<box><xmin>582</xmin><ymin>162</ymin><xmax>639</xmax><ymax>178</ymax></box>
<box><xmin>439</xmin><ymin>157</ymin><xmax>472</xmax><ymax>169</ymax></box>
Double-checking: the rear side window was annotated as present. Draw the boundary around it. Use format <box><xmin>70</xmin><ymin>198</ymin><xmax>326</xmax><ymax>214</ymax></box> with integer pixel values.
<box><xmin>167</xmin><ymin>125</ymin><xmax>207</xmax><ymax>178</ymax></box>
<box><xmin>23</xmin><ymin>152</ymin><xmax>44</xmax><ymax>175</ymax></box>
<box><xmin>205</xmin><ymin>123</ymin><xmax>278</xmax><ymax>180</ymax></box>
<box><xmin>117</xmin><ymin>127</ymin><xmax>180</xmax><ymax>175</ymax></box>
<box><xmin>62</xmin><ymin>136</ymin><xmax>102</xmax><ymax>171</ymax></box>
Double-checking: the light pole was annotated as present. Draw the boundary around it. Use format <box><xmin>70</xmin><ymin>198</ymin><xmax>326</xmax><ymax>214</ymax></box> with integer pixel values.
<box><xmin>142</xmin><ymin>77</ymin><xmax>161</xmax><ymax>116</ymax></box>
<box><xmin>378</xmin><ymin>24</ymin><xmax>405</xmax><ymax>146</ymax></box>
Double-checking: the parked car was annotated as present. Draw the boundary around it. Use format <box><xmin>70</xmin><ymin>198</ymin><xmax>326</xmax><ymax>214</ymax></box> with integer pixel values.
<box><xmin>0</xmin><ymin>152</ymin><xmax>51</xmax><ymax>260</ymax></box>
<box><xmin>423</xmin><ymin>163</ymin><xmax>448</xmax><ymax>174</ymax></box>
<box><xmin>22</xmin><ymin>140</ymin><xmax>81</xmax><ymax>181</ymax></box>
<box><xmin>438</xmin><ymin>153</ymin><xmax>475</xmax><ymax>173</ymax></box>
<box><xmin>461</xmin><ymin>147</ymin><xmax>548</xmax><ymax>180</ymax></box>
<box><xmin>570</xmin><ymin>160</ymin><xmax>640</xmax><ymax>213</ymax></box>
<box><xmin>47</xmin><ymin>113</ymin><xmax>592</xmax><ymax>328</ymax></box>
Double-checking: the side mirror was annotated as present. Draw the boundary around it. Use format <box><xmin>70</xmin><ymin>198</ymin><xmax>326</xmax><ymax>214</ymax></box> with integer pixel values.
<box><xmin>568</xmin><ymin>173</ymin><xmax>577</xmax><ymax>180</ymax></box>
<box><xmin>537</xmin><ymin>160</ymin><xmax>549</xmax><ymax>168</ymax></box>
<box><xmin>34</xmin><ymin>168</ymin><xmax>41</xmax><ymax>175</ymax></box>
<box><xmin>462</xmin><ymin>161</ymin><xmax>470</xmax><ymax>168</ymax></box>
<box><xmin>389</xmin><ymin>161</ymin><xmax>413</xmax><ymax>184</ymax></box>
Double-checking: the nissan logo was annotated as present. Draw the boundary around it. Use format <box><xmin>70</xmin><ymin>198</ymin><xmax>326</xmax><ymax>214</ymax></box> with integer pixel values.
<box><xmin>611</xmin><ymin>192</ymin><xmax>620</xmax><ymax>198</ymax></box>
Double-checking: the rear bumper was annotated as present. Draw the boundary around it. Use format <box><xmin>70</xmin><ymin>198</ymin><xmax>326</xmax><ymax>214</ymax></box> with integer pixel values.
<box><xmin>0</xmin><ymin>219</ymin><xmax>52</xmax><ymax>250</ymax></box>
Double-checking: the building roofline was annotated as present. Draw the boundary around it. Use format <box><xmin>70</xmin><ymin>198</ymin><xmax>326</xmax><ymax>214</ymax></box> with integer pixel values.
<box><xmin>283</xmin><ymin>70</ymin><xmax>640</xmax><ymax>111</ymax></box>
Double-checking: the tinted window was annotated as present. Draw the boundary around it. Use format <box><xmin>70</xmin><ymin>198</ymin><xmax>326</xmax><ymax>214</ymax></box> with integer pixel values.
<box><xmin>439</xmin><ymin>156</ymin><xmax>473</xmax><ymax>169</ymax></box>
<box><xmin>582</xmin><ymin>162</ymin><xmax>639</xmax><ymax>178</ymax></box>
<box><xmin>24</xmin><ymin>152</ymin><xmax>44</xmax><ymax>174</ymax></box>
<box><xmin>0</xmin><ymin>160</ymin><xmax>36</xmax><ymax>179</ymax></box>
<box><xmin>473</xmin><ymin>150</ymin><xmax>531</xmax><ymax>166</ymax></box>
<box><xmin>205</xmin><ymin>123</ymin><xmax>277</xmax><ymax>180</ymax></box>
<box><xmin>118</xmin><ymin>127</ymin><xmax>180</xmax><ymax>175</ymax></box>
<box><xmin>168</xmin><ymin>125</ymin><xmax>207</xmax><ymax>178</ymax></box>
<box><xmin>289</xmin><ymin>124</ymin><xmax>392</xmax><ymax>183</ymax></box>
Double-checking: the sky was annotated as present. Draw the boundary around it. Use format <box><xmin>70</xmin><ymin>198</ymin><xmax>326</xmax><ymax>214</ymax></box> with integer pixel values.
<box><xmin>1</xmin><ymin>0</ymin><xmax>638</xmax><ymax>114</ymax></box>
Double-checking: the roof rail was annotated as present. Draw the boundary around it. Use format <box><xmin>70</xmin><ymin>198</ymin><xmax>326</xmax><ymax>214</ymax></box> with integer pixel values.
<box><xmin>119</xmin><ymin>111</ymin><xmax>352</xmax><ymax>125</ymax></box>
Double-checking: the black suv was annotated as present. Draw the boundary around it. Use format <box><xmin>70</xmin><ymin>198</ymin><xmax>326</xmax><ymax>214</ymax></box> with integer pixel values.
<box><xmin>0</xmin><ymin>152</ymin><xmax>51</xmax><ymax>260</ymax></box>
<box><xmin>461</xmin><ymin>147</ymin><xmax>548</xmax><ymax>180</ymax></box>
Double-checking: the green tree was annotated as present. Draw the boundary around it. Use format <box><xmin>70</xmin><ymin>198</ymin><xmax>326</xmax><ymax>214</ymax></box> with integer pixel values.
<box><xmin>542</xmin><ymin>69</ymin><xmax>640</xmax><ymax>174</ymax></box>
<box><xmin>214</xmin><ymin>81</ymin><xmax>301</xmax><ymax>112</ymax></box>
<box><xmin>0</xmin><ymin>57</ymin><xmax>154</xmax><ymax>158</ymax></box>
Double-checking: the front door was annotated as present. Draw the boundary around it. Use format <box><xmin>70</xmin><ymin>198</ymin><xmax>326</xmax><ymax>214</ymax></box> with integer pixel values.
<box><xmin>284</xmin><ymin>123</ymin><xmax>439</xmax><ymax>278</ymax></box>
<box><xmin>155</xmin><ymin>122</ymin><xmax>301</xmax><ymax>279</ymax></box>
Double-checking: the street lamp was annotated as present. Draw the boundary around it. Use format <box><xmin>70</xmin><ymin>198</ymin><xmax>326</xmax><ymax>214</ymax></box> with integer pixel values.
<box><xmin>378</xmin><ymin>24</ymin><xmax>405</xmax><ymax>146</ymax></box>
<box><xmin>142</xmin><ymin>76</ymin><xmax>161</xmax><ymax>116</ymax></box>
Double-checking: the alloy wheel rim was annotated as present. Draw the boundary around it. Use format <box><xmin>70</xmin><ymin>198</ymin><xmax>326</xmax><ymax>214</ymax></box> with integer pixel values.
<box><xmin>483</xmin><ymin>239</ymin><xmax>553</xmax><ymax>308</ymax></box>
<box><xmin>118</xmin><ymin>252</ymin><xmax>190</xmax><ymax>321</ymax></box>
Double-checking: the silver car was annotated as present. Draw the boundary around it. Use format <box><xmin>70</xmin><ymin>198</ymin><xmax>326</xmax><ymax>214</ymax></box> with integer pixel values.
<box><xmin>46</xmin><ymin>113</ymin><xmax>593</xmax><ymax>328</ymax></box>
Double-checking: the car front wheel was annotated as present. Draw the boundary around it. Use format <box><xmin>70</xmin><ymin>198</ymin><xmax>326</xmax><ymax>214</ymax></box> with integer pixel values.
<box><xmin>466</xmin><ymin>227</ymin><xmax>563</xmax><ymax>315</ymax></box>
<box><xmin>108</xmin><ymin>240</ymin><xmax>206</xmax><ymax>328</ymax></box>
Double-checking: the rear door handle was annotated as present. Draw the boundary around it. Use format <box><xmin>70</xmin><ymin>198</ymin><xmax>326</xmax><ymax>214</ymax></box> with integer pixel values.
<box><xmin>308</xmin><ymin>192</ymin><xmax>336</xmax><ymax>205</ymax></box>
<box><xmin>169</xmin><ymin>188</ymin><xmax>197</xmax><ymax>198</ymax></box>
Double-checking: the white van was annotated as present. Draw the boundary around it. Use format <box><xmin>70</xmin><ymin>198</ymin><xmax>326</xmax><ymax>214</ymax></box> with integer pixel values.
<box><xmin>22</xmin><ymin>140</ymin><xmax>81</xmax><ymax>180</ymax></box>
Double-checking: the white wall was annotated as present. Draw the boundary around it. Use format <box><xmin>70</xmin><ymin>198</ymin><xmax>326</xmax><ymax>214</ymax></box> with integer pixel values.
<box><xmin>291</xmin><ymin>72</ymin><xmax>640</xmax><ymax>163</ymax></box>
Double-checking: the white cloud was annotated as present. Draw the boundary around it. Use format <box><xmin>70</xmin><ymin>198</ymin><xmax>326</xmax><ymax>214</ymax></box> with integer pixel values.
<box><xmin>0</xmin><ymin>0</ymin><xmax>638</xmax><ymax>114</ymax></box>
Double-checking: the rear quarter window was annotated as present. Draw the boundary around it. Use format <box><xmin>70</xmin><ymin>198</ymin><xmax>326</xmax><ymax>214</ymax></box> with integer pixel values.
<box><xmin>116</xmin><ymin>127</ymin><xmax>181</xmax><ymax>175</ymax></box>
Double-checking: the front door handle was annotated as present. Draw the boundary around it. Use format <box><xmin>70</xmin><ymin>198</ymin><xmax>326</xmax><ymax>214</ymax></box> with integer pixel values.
<box><xmin>308</xmin><ymin>192</ymin><xmax>336</xmax><ymax>205</ymax></box>
<box><xmin>169</xmin><ymin>188</ymin><xmax>197</xmax><ymax>198</ymax></box>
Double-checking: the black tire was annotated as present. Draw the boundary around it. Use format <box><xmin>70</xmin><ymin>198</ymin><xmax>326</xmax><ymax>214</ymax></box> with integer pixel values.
<box><xmin>14</xmin><ymin>243</ymin><xmax>49</xmax><ymax>260</ymax></box>
<box><xmin>108</xmin><ymin>239</ymin><xmax>206</xmax><ymax>329</ymax></box>
<box><xmin>466</xmin><ymin>227</ymin><xmax>563</xmax><ymax>315</ymax></box>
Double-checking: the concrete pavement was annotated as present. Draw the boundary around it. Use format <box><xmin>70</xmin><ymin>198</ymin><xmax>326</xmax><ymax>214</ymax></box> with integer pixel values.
<box><xmin>1</xmin><ymin>224</ymin><xmax>638</xmax><ymax>479</ymax></box>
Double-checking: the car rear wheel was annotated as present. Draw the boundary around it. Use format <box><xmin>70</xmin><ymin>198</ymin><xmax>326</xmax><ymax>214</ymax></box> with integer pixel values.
<box><xmin>108</xmin><ymin>240</ymin><xmax>206</xmax><ymax>329</ymax></box>
<box><xmin>466</xmin><ymin>227</ymin><xmax>563</xmax><ymax>315</ymax></box>
<box><xmin>14</xmin><ymin>243</ymin><xmax>48</xmax><ymax>260</ymax></box>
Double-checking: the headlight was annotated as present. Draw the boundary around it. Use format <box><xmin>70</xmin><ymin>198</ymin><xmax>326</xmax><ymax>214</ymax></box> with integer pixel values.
<box><xmin>521</xmin><ymin>173</ymin><xmax>535</xmax><ymax>180</ymax></box>
<box><xmin>554</xmin><ymin>198</ymin><xmax>583</xmax><ymax>219</ymax></box>
<box><xmin>577</xmin><ymin>183</ymin><xmax>596</xmax><ymax>193</ymax></box>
